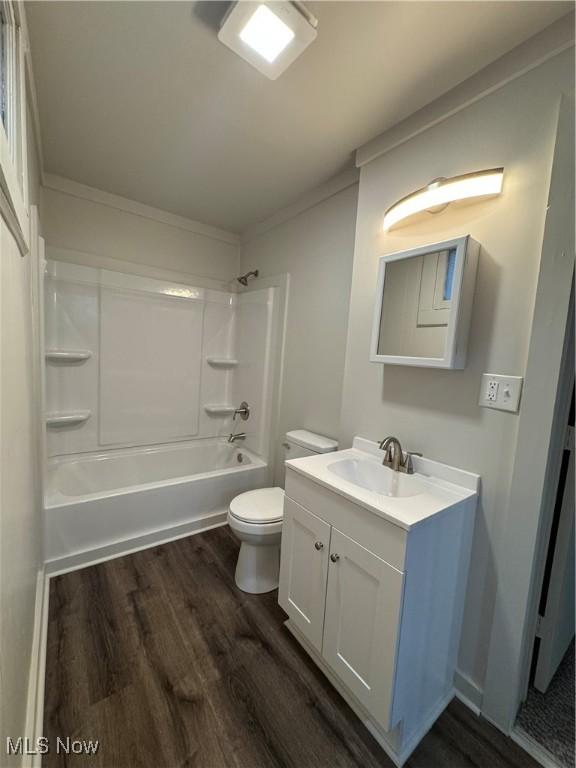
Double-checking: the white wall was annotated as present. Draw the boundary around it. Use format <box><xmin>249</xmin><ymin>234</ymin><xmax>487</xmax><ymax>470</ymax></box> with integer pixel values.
<box><xmin>339</xmin><ymin>49</ymin><xmax>574</xmax><ymax>696</ymax></box>
<box><xmin>0</xmin><ymin>220</ymin><xmax>42</xmax><ymax>764</ymax></box>
<box><xmin>41</xmin><ymin>183</ymin><xmax>239</xmax><ymax>283</ymax></box>
<box><xmin>240</xmin><ymin>184</ymin><xmax>358</xmax><ymax>484</ymax></box>
<box><xmin>0</xmin><ymin>106</ymin><xmax>44</xmax><ymax>761</ymax></box>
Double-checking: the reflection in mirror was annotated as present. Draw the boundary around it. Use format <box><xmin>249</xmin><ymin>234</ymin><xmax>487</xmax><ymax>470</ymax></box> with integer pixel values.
<box><xmin>377</xmin><ymin>247</ymin><xmax>456</xmax><ymax>358</ymax></box>
<box><xmin>370</xmin><ymin>235</ymin><xmax>479</xmax><ymax>369</ymax></box>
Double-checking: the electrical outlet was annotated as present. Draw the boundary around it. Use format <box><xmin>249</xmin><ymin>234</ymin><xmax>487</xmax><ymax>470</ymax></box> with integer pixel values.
<box><xmin>486</xmin><ymin>379</ymin><xmax>499</xmax><ymax>402</ymax></box>
<box><xmin>479</xmin><ymin>374</ymin><xmax>523</xmax><ymax>412</ymax></box>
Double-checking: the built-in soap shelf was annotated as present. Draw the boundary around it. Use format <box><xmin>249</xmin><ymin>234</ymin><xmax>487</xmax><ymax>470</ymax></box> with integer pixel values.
<box><xmin>206</xmin><ymin>357</ymin><xmax>238</xmax><ymax>368</ymax></box>
<box><xmin>45</xmin><ymin>349</ymin><xmax>92</xmax><ymax>363</ymax></box>
<box><xmin>204</xmin><ymin>404</ymin><xmax>235</xmax><ymax>416</ymax></box>
<box><xmin>46</xmin><ymin>410</ymin><xmax>91</xmax><ymax>428</ymax></box>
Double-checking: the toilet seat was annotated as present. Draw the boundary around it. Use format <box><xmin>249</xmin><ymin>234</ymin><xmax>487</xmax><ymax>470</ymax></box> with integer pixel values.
<box><xmin>229</xmin><ymin>487</ymin><xmax>284</xmax><ymax>524</ymax></box>
<box><xmin>227</xmin><ymin>430</ymin><xmax>335</xmax><ymax>594</ymax></box>
<box><xmin>227</xmin><ymin>513</ymin><xmax>283</xmax><ymax>538</ymax></box>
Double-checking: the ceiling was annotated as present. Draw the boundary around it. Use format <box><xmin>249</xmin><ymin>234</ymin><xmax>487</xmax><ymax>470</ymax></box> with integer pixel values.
<box><xmin>27</xmin><ymin>1</ymin><xmax>572</xmax><ymax>233</ymax></box>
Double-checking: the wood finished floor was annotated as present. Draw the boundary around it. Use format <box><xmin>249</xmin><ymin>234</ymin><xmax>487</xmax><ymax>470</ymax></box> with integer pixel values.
<box><xmin>44</xmin><ymin>526</ymin><xmax>538</xmax><ymax>768</ymax></box>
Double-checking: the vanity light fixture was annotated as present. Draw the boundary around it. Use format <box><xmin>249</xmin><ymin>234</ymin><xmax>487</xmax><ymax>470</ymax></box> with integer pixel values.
<box><xmin>218</xmin><ymin>2</ymin><xmax>318</xmax><ymax>80</ymax></box>
<box><xmin>383</xmin><ymin>168</ymin><xmax>504</xmax><ymax>231</ymax></box>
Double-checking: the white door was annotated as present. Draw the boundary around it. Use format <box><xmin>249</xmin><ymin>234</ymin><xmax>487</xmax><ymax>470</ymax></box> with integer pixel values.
<box><xmin>279</xmin><ymin>497</ymin><xmax>331</xmax><ymax>651</ymax></box>
<box><xmin>534</xmin><ymin>425</ymin><xmax>575</xmax><ymax>692</ymax></box>
<box><xmin>322</xmin><ymin>528</ymin><xmax>404</xmax><ymax>731</ymax></box>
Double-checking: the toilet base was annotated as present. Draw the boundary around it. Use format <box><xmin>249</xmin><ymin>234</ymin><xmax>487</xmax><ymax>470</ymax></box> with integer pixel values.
<box><xmin>235</xmin><ymin>540</ymin><xmax>280</xmax><ymax>594</ymax></box>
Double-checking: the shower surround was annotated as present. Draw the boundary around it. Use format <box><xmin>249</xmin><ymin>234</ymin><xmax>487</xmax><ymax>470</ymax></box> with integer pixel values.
<box><xmin>44</xmin><ymin>255</ymin><xmax>278</xmax><ymax>571</ymax></box>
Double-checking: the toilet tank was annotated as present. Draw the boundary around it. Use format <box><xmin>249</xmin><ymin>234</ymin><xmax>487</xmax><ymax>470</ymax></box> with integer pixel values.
<box><xmin>283</xmin><ymin>430</ymin><xmax>338</xmax><ymax>460</ymax></box>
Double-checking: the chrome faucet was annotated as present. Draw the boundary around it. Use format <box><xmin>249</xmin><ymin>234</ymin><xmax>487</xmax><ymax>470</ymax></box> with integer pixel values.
<box><xmin>229</xmin><ymin>401</ymin><xmax>250</xmax><ymax>443</ymax></box>
<box><xmin>378</xmin><ymin>436</ymin><xmax>422</xmax><ymax>474</ymax></box>
<box><xmin>379</xmin><ymin>436</ymin><xmax>404</xmax><ymax>471</ymax></box>
<box><xmin>233</xmin><ymin>401</ymin><xmax>250</xmax><ymax>421</ymax></box>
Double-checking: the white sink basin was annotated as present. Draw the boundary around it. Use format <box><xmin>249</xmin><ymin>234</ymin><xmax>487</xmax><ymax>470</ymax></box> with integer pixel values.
<box><xmin>328</xmin><ymin>458</ymin><xmax>425</xmax><ymax>498</ymax></box>
<box><xmin>284</xmin><ymin>437</ymin><xmax>480</xmax><ymax>530</ymax></box>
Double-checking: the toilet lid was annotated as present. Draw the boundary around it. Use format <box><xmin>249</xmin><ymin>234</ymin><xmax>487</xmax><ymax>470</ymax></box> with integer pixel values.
<box><xmin>229</xmin><ymin>487</ymin><xmax>285</xmax><ymax>523</ymax></box>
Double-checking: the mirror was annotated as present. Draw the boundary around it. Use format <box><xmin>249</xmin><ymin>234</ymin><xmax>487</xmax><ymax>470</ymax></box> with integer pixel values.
<box><xmin>370</xmin><ymin>235</ymin><xmax>478</xmax><ymax>369</ymax></box>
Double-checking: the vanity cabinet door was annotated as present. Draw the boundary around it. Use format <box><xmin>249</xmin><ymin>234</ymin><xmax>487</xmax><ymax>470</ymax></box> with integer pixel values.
<box><xmin>279</xmin><ymin>497</ymin><xmax>331</xmax><ymax>652</ymax></box>
<box><xmin>322</xmin><ymin>528</ymin><xmax>405</xmax><ymax>731</ymax></box>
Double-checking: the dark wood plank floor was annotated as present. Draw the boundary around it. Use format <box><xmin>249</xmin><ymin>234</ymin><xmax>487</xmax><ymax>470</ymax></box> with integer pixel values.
<box><xmin>44</xmin><ymin>526</ymin><xmax>538</xmax><ymax>768</ymax></box>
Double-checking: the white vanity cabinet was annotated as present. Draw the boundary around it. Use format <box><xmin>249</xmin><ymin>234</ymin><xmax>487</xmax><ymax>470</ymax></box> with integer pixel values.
<box><xmin>279</xmin><ymin>498</ymin><xmax>330</xmax><ymax>651</ymax></box>
<box><xmin>278</xmin><ymin>447</ymin><xmax>478</xmax><ymax>767</ymax></box>
<box><xmin>322</xmin><ymin>526</ymin><xmax>404</xmax><ymax>729</ymax></box>
<box><xmin>280</xmin><ymin>495</ymin><xmax>405</xmax><ymax>729</ymax></box>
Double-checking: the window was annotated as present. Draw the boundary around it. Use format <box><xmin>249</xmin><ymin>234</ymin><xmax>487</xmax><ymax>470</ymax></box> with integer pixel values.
<box><xmin>0</xmin><ymin>0</ymin><xmax>28</xmax><ymax>255</ymax></box>
<box><xmin>0</xmin><ymin>8</ymin><xmax>8</xmax><ymax>133</ymax></box>
<box><xmin>0</xmin><ymin>2</ymin><xmax>18</xmax><ymax>159</ymax></box>
<box><xmin>443</xmin><ymin>248</ymin><xmax>457</xmax><ymax>301</ymax></box>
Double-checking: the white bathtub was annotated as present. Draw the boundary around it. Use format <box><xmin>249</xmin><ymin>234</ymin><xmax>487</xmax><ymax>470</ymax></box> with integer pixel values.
<box><xmin>45</xmin><ymin>440</ymin><xmax>269</xmax><ymax>571</ymax></box>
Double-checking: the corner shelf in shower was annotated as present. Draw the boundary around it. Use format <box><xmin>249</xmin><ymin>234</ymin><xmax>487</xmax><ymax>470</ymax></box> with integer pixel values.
<box><xmin>46</xmin><ymin>410</ymin><xmax>91</xmax><ymax>428</ymax></box>
<box><xmin>45</xmin><ymin>349</ymin><xmax>92</xmax><ymax>363</ymax></box>
<box><xmin>204</xmin><ymin>404</ymin><xmax>235</xmax><ymax>416</ymax></box>
<box><xmin>206</xmin><ymin>357</ymin><xmax>239</xmax><ymax>368</ymax></box>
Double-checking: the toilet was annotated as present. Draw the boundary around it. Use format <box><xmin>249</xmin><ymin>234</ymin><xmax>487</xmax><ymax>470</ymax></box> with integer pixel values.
<box><xmin>227</xmin><ymin>430</ymin><xmax>338</xmax><ymax>594</ymax></box>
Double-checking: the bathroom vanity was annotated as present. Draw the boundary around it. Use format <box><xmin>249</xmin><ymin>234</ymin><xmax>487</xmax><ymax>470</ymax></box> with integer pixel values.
<box><xmin>278</xmin><ymin>437</ymin><xmax>479</xmax><ymax>766</ymax></box>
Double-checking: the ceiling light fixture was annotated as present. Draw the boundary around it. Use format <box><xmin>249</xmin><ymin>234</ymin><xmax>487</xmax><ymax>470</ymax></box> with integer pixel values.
<box><xmin>218</xmin><ymin>2</ymin><xmax>318</xmax><ymax>80</ymax></box>
<box><xmin>239</xmin><ymin>5</ymin><xmax>295</xmax><ymax>63</ymax></box>
<box><xmin>383</xmin><ymin>168</ymin><xmax>504</xmax><ymax>231</ymax></box>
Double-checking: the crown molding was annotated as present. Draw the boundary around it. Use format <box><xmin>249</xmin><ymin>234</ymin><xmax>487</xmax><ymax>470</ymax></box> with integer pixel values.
<box><xmin>42</xmin><ymin>174</ymin><xmax>241</xmax><ymax>246</ymax></box>
<box><xmin>356</xmin><ymin>12</ymin><xmax>575</xmax><ymax>168</ymax></box>
<box><xmin>241</xmin><ymin>166</ymin><xmax>359</xmax><ymax>243</ymax></box>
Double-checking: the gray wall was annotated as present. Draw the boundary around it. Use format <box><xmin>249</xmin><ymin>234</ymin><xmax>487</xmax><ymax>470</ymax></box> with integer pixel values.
<box><xmin>41</xmin><ymin>185</ymin><xmax>240</xmax><ymax>282</ymax></box>
<box><xmin>240</xmin><ymin>184</ymin><xmax>358</xmax><ymax>483</ymax></box>
<box><xmin>339</xmin><ymin>49</ymin><xmax>574</xmax><ymax>695</ymax></box>
<box><xmin>1</xmin><ymin>106</ymin><xmax>44</xmax><ymax>759</ymax></box>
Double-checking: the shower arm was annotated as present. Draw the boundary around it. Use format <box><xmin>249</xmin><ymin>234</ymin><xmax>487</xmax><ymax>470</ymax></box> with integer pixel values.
<box><xmin>237</xmin><ymin>270</ymin><xmax>259</xmax><ymax>286</ymax></box>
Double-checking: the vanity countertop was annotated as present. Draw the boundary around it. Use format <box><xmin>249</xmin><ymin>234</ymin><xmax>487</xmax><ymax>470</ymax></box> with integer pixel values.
<box><xmin>285</xmin><ymin>437</ymin><xmax>480</xmax><ymax>531</ymax></box>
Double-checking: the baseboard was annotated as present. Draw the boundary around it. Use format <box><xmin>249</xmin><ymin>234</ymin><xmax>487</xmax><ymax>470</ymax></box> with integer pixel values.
<box><xmin>45</xmin><ymin>511</ymin><xmax>228</xmax><ymax>576</ymax></box>
<box><xmin>397</xmin><ymin>688</ymin><xmax>456</xmax><ymax>765</ymax></box>
<box><xmin>23</xmin><ymin>568</ymin><xmax>50</xmax><ymax>768</ymax></box>
<box><xmin>454</xmin><ymin>668</ymin><xmax>483</xmax><ymax>715</ymax></box>
<box><xmin>283</xmin><ymin>621</ymin><xmax>402</xmax><ymax>765</ymax></box>
<box><xmin>284</xmin><ymin>620</ymin><xmax>454</xmax><ymax>767</ymax></box>
<box><xmin>511</xmin><ymin>727</ymin><xmax>563</xmax><ymax>768</ymax></box>
<box><xmin>30</xmin><ymin>526</ymin><xmax>481</xmax><ymax>768</ymax></box>
<box><xmin>22</xmin><ymin>515</ymin><xmax>230</xmax><ymax>766</ymax></box>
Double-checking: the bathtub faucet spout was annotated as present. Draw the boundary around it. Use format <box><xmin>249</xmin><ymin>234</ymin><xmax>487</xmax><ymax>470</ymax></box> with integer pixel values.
<box><xmin>228</xmin><ymin>432</ymin><xmax>246</xmax><ymax>443</ymax></box>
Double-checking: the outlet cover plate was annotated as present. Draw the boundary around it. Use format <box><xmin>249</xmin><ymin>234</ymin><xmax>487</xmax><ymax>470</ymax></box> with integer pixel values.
<box><xmin>479</xmin><ymin>373</ymin><xmax>523</xmax><ymax>412</ymax></box>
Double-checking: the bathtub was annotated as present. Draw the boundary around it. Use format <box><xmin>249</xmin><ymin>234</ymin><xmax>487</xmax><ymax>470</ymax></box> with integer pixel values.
<box><xmin>45</xmin><ymin>440</ymin><xmax>269</xmax><ymax>571</ymax></box>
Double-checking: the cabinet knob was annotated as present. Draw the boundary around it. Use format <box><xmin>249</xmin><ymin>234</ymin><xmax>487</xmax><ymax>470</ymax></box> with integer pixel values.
<box><xmin>330</xmin><ymin>553</ymin><xmax>340</xmax><ymax>563</ymax></box>
<box><xmin>314</xmin><ymin>541</ymin><xmax>324</xmax><ymax>551</ymax></box>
